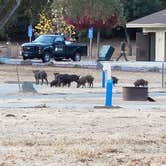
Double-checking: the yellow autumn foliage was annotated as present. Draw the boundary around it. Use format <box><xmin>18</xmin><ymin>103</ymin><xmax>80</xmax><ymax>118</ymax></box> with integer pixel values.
<box><xmin>35</xmin><ymin>8</ymin><xmax>76</xmax><ymax>37</ymax></box>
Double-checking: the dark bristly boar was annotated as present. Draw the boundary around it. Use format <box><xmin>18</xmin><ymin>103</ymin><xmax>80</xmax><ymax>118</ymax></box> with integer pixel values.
<box><xmin>134</xmin><ymin>79</ymin><xmax>148</xmax><ymax>87</ymax></box>
<box><xmin>112</xmin><ymin>76</ymin><xmax>118</xmax><ymax>85</ymax></box>
<box><xmin>50</xmin><ymin>79</ymin><xmax>59</xmax><ymax>87</ymax></box>
<box><xmin>77</xmin><ymin>75</ymin><xmax>94</xmax><ymax>88</ymax></box>
<box><xmin>33</xmin><ymin>70</ymin><xmax>48</xmax><ymax>85</ymax></box>
<box><xmin>85</xmin><ymin>75</ymin><xmax>94</xmax><ymax>88</ymax></box>
<box><xmin>53</xmin><ymin>73</ymin><xmax>80</xmax><ymax>87</ymax></box>
<box><xmin>77</xmin><ymin>76</ymin><xmax>87</xmax><ymax>88</ymax></box>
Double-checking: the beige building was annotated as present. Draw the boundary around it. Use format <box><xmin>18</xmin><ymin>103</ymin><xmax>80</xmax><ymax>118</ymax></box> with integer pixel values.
<box><xmin>127</xmin><ymin>9</ymin><xmax>166</xmax><ymax>62</ymax></box>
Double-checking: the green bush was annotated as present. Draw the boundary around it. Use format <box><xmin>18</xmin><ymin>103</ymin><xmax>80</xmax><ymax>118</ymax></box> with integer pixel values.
<box><xmin>78</xmin><ymin>29</ymin><xmax>89</xmax><ymax>42</ymax></box>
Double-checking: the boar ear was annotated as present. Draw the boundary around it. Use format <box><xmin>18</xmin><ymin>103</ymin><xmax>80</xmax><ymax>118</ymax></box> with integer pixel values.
<box><xmin>54</xmin><ymin>72</ymin><xmax>59</xmax><ymax>76</ymax></box>
<box><xmin>33</xmin><ymin>70</ymin><xmax>37</xmax><ymax>73</ymax></box>
<box><xmin>33</xmin><ymin>70</ymin><xmax>39</xmax><ymax>73</ymax></box>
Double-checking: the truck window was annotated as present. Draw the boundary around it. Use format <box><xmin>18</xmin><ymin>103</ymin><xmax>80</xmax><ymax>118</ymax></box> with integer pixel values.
<box><xmin>33</xmin><ymin>35</ymin><xmax>55</xmax><ymax>43</ymax></box>
<box><xmin>54</xmin><ymin>36</ymin><xmax>64</xmax><ymax>42</ymax></box>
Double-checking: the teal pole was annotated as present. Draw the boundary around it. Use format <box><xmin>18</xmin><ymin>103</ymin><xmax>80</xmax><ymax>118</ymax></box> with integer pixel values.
<box><xmin>105</xmin><ymin>79</ymin><xmax>113</xmax><ymax>107</ymax></box>
<box><xmin>102</xmin><ymin>70</ymin><xmax>106</xmax><ymax>88</ymax></box>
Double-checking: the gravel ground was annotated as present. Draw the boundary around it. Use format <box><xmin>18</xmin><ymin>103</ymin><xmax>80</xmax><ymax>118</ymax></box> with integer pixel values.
<box><xmin>0</xmin><ymin>64</ymin><xmax>166</xmax><ymax>166</ymax></box>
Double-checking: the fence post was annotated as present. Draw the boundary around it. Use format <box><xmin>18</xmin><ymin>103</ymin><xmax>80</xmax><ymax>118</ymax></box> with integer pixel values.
<box><xmin>17</xmin><ymin>43</ymin><xmax>19</xmax><ymax>58</ymax></box>
<box><xmin>162</xmin><ymin>62</ymin><xmax>164</xmax><ymax>88</ymax></box>
<box><xmin>105</xmin><ymin>79</ymin><xmax>113</xmax><ymax>107</ymax></box>
<box><xmin>16</xmin><ymin>65</ymin><xmax>21</xmax><ymax>91</ymax></box>
<box><xmin>102</xmin><ymin>70</ymin><xmax>106</xmax><ymax>88</ymax></box>
<box><xmin>6</xmin><ymin>41</ymin><xmax>11</xmax><ymax>57</ymax></box>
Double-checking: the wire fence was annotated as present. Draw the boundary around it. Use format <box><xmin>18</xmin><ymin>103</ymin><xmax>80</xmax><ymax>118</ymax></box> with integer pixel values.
<box><xmin>161</xmin><ymin>62</ymin><xmax>166</xmax><ymax>88</ymax></box>
<box><xmin>0</xmin><ymin>42</ymin><xmax>166</xmax><ymax>88</ymax></box>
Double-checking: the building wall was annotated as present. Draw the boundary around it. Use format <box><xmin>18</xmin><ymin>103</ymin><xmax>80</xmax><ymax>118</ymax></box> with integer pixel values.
<box><xmin>155</xmin><ymin>30</ymin><xmax>165</xmax><ymax>61</ymax></box>
<box><xmin>136</xmin><ymin>32</ymin><xmax>150</xmax><ymax>61</ymax></box>
<box><xmin>143</xmin><ymin>28</ymin><xmax>166</xmax><ymax>62</ymax></box>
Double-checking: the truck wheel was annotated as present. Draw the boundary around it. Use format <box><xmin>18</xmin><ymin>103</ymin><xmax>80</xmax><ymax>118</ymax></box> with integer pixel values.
<box><xmin>42</xmin><ymin>52</ymin><xmax>51</xmax><ymax>63</ymax></box>
<box><xmin>23</xmin><ymin>56</ymin><xmax>27</xmax><ymax>60</ymax></box>
<box><xmin>54</xmin><ymin>57</ymin><xmax>63</xmax><ymax>61</ymax></box>
<box><xmin>73</xmin><ymin>52</ymin><xmax>81</xmax><ymax>61</ymax></box>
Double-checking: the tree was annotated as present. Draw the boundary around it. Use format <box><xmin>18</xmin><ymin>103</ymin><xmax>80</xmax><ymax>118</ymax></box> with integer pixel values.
<box><xmin>121</xmin><ymin>0</ymin><xmax>163</xmax><ymax>56</ymax></box>
<box><xmin>160</xmin><ymin>0</ymin><xmax>166</xmax><ymax>8</ymax></box>
<box><xmin>52</xmin><ymin>0</ymin><xmax>123</xmax><ymax>58</ymax></box>
<box><xmin>35</xmin><ymin>6</ymin><xmax>76</xmax><ymax>37</ymax></box>
<box><xmin>0</xmin><ymin>0</ymin><xmax>21</xmax><ymax>30</ymax></box>
<box><xmin>122</xmin><ymin>0</ymin><xmax>162</xmax><ymax>22</ymax></box>
<box><xmin>35</xmin><ymin>10</ymin><xmax>54</xmax><ymax>35</ymax></box>
<box><xmin>3</xmin><ymin>0</ymin><xmax>51</xmax><ymax>41</ymax></box>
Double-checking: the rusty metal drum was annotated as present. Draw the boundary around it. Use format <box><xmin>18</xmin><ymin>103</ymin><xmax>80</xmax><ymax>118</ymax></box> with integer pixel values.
<box><xmin>123</xmin><ymin>87</ymin><xmax>148</xmax><ymax>101</ymax></box>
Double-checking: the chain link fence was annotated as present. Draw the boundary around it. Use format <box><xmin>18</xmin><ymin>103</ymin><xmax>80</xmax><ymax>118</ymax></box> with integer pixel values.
<box><xmin>0</xmin><ymin>42</ymin><xmax>166</xmax><ymax>88</ymax></box>
<box><xmin>161</xmin><ymin>62</ymin><xmax>166</xmax><ymax>88</ymax></box>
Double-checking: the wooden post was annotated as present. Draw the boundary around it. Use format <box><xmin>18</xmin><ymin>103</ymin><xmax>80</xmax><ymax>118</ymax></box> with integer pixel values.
<box><xmin>97</xmin><ymin>29</ymin><xmax>100</xmax><ymax>59</ymax></box>
<box><xmin>89</xmin><ymin>38</ymin><xmax>93</xmax><ymax>58</ymax></box>
<box><xmin>16</xmin><ymin>65</ymin><xmax>21</xmax><ymax>91</ymax></box>
<box><xmin>162</xmin><ymin>62</ymin><xmax>164</xmax><ymax>88</ymax></box>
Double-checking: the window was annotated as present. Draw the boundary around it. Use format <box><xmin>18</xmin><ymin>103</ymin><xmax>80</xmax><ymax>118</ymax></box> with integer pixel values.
<box><xmin>54</xmin><ymin>36</ymin><xmax>64</xmax><ymax>42</ymax></box>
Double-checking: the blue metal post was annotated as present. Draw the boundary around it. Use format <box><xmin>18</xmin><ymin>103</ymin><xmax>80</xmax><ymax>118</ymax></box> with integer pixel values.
<box><xmin>102</xmin><ymin>70</ymin><xmax>106</xmax><ymax>88</ymax></box>
<box><xmin>105</xmin><ymin>79</ymin><xmax>113</xmax><ymax>107</ymax></box>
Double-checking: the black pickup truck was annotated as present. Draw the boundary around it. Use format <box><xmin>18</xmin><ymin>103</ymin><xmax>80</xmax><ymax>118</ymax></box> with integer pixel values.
<box><xmin>21</xmin><ymin>34</ymin><xmax>87</xmax><ymax>62</ymax></box>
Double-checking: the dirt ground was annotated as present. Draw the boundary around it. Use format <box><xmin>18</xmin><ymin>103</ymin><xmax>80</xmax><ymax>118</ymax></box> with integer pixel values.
<box><xmin>0</xmin><ymin>64</ymin><xmax>166</xmax><ymax>166</ymax></box>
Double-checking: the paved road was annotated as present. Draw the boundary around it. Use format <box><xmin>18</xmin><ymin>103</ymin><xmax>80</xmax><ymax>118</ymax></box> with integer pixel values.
<box><xmin>0</xmin><ymin>57</ymin><xmax>166</xmax><ymax>110</ymax></box>
<box><xmin>0</xmin><ymin>83</ymin><xmax>166</xmax><ymax>109</ymax></box>
<box><xmin>0</xmin><ymin>56</ymin><xmax>166</xmax><ymax>72</ymax></box>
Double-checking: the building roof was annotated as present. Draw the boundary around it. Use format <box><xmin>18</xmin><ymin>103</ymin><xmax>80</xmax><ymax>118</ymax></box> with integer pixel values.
<box><xmin>126</xmin><ymin>9</ymin><xmax>166</xmax><ymax>28</ymax></box>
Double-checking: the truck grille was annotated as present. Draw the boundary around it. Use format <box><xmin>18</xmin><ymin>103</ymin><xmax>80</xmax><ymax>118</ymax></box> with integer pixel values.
<box><xmin>23</xmin><ymin>46</ymin><xmax>38</xmax><ymax>52</ymax></box>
